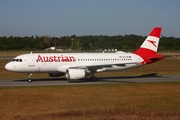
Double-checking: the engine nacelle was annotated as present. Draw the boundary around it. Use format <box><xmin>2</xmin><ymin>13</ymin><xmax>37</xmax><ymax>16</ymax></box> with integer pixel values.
<box><xmin>48</xmin><ymin>72</ymin><xmax>65</xmax><ymax>77</ymax></box>
<box><xmin>66</xmin><ymin>69</ymin><xmax>86</xmax><ymax>80</ymax></box>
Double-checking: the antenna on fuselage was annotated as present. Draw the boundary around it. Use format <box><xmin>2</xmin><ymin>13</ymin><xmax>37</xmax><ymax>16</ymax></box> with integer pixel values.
<box><xmin>30</xmin><ymin>51</ymin><xmax>32</xmax><ymax>54</ymax></box>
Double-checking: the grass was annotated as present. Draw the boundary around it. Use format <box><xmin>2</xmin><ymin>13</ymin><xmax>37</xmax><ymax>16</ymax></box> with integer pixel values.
<box><xmin>0</xmin><ymin>51</ymin><xmax>30</xmax><ymax>56</ymax></box>
<box><xmin>0</xmin><ymin>83</ymin><xmax>180</xmax><ymax>120</ymax></box>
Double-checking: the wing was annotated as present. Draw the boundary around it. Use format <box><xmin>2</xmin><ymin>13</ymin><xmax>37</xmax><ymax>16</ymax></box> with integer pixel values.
<box><xmin>68</xmin><ymin>62</ymin><xmax>138</xmax><ymax>73</ymax></box>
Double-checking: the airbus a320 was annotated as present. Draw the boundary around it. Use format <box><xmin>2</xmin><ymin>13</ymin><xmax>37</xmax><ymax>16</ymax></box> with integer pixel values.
<box><xmin>5</xmin><ymin>27</ymin><xmax>164</xmax><ymax>82</ymax></box>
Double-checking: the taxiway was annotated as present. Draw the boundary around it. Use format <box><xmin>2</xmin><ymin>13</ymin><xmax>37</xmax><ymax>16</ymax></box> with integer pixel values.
<box><xmin>0</xmin><ymin>74</ymin><xmax>180</xmax><ymax>87</ymax></box>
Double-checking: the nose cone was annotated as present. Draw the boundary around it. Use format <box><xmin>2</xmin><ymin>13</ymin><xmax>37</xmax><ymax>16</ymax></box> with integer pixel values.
<box><xmin>5</xmin><ymin>63</ymin><xmax>10</xmax><ymax>70</ymax></box>
<box><xmin>5</xmin><ymin>63</ymin><xmax>14</xmax><ymax>71</ymax></box>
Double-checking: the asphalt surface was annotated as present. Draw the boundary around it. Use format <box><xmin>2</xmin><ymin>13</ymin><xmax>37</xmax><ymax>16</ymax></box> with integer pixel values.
<box><xmin>0</xmin><ymin>74</ymin><xmax>180</xmax><ymax>87</ymax></box>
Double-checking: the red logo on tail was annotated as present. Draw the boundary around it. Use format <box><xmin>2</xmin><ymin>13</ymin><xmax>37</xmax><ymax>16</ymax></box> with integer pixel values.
<box><xmin>147</xmin><ymin>40</ymin><xmax>157</xmax><ymax>47</ymax></box>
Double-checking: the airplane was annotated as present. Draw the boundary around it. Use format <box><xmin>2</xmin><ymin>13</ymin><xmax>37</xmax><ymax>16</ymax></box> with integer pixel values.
<box><xmin>5</xmin><ymin>27</ymin><xmax>164</xmax><ymax>82</ymax></box>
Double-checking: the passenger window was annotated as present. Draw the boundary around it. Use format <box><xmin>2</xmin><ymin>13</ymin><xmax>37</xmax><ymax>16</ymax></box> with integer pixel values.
<box><xmin>20</xmin><ymin>59</ymin><xmax>22</xmax><ymax>62</ymax></box>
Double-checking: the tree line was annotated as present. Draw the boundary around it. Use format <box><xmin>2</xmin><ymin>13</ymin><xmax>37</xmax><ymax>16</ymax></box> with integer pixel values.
<box><xmin>0</xmin><ymin>35</ymin><xmax>180</xmax><ymax>51</ymax></box>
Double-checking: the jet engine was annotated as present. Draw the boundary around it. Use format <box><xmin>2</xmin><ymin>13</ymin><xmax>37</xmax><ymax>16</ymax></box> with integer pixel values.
<box><xmin>66</xmin><ymin>69</ymin><xmax>86</xmax><ymax>80</ymax></box>
<box><xmin>48</xmin><ymin>72</ymin><xmax>65</xmax><ymax>77</ymax></box>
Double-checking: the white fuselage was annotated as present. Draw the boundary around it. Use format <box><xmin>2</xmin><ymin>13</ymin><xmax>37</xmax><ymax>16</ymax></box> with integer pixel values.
<box><xmin>5</xmin><ymin>53</ymin><xmax>144</xmax><ymax>73</ymax></box>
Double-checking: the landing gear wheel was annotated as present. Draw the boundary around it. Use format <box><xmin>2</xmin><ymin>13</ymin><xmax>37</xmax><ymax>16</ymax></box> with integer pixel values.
<box><xmin>28</xmin><ymin>79</ymin><xmax>32</xmax><ymax>83</ymax></box>
<box><xmin>90</xmin><ymin>72</ymin><xmax>97</xmax><ymax>81</ymax></box>
<box><xmin>90</xmin><ymin>76</ymin><xmax>97</xmax><ymax>82</ymax></box>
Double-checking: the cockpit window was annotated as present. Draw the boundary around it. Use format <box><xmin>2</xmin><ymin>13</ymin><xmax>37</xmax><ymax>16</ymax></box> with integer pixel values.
<box><xmin>12</xmin><ymin>59</ymin><xmax>23</xmax><ymax>62</ymax></box>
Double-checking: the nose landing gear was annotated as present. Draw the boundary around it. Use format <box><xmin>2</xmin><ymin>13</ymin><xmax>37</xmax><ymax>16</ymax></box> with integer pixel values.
<box><xmin>28</xmin><ymin>73</ymin><xmax>32</xmax><ymax>82</ymax></box>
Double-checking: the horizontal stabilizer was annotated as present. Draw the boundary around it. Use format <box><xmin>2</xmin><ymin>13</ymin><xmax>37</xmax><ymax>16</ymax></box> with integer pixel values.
<box><xmin>148</xmin><ymin>55</ymin><xmax>164</xmax><ymax>61</ymax></box>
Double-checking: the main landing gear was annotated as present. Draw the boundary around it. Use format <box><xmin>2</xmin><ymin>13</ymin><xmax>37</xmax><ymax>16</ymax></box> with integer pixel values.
<box><xmin>90</xmin><ymin>72</ymin><xmax>97</xmax><ymax>81</ymax></box>
<box><xmin>28</xmin><ymin>73</ymin><xmax>32</xmax><ymax>82</ymax></box>
<box><xmin>90</xmin><ymin>76</ymin><xmax>97</xmax><ymax>81</ymax></box>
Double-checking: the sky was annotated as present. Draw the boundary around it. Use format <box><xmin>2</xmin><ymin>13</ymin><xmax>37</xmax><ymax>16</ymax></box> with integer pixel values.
<box><xmin>0</xmin><ymin>0</ymin><xmax>180</xmax><ymax>37</ymax></box>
